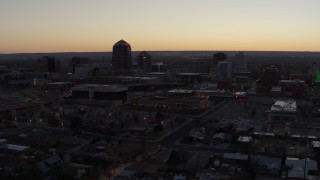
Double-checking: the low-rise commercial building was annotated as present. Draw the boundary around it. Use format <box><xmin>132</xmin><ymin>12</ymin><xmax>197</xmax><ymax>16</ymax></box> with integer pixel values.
<box><xmin>234</xmin><ymin>92</ymin><xmax>247</xmax><ymax>100</ymax></box>
<box><xmin>130</xmin><ymin>96</ymin><xmax>209</xmax><ymax>111</ymax></box>
<box><xmin>270</xmin><ymin>100</ymin><xmax>297</xmax><ymax>121</ymax></box>
<box><xmin>71</xmin><ymin>84</ymin><xmax>128</xmax><ymax>103</ymax></box>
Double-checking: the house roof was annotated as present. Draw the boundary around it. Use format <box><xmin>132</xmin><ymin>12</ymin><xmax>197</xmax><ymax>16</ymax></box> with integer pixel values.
<box><xmin>223</xmin><ymin>153</ymin><xmax>248</xmax><ymax>161</ymax></box>
<box><xmin>237</xmin><ymin>136</ymin><xmax>252</xmax><ymax>143</ymax></box>
<box><xmin>286</xmin><ymin>157</ymin><xmax>318</xmax><ymax>178</ymax></box>
<box><xmin>36</xmin><ymin>155</ymin><xmax>63</xmax><ymax>173</ymax></box>
<box><xmin>5</xmin><ymin>144</ymin><xmax>29</xmax><ymax>152</ymax></box>
<box><xmin>251</xmin><ymin>155</ymin><xmax>281</xmax><ymax>170</ymax></box>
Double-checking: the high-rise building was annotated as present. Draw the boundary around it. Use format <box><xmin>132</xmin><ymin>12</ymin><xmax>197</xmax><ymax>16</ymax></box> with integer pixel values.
<box><xmin>310</xmin><ymin>62</ymin><xmax>319</xmax><ymax>76</ymax></box>
<box><xmin>151</xmin><ymin>62</ymin><xmax>166</xmax><ymax>72</ymax></box>
<box><xmin>217</xmin><ymin>62</ymin><xmax>233</xmax><ymax>81</ymax></box>
<box><xmin>137</xmin><ymin>51</ymin><xmax>151</xmax><ymax>73</ymax></box>
<box><xmin>213</xmin><ymin>52</ymin><xmax>227</xmax><ymax>65</ymax></box>
<box><xmin>70</xmin><ymin>56</ymin><xmax>89</xmax><ymax>73</ymax></box>
<box><xmin>192</xmin><ymin>58</ymin><xmax>214</xmax><ymax>74</ymax></box>
<box><xmin>234</xmin><ymin>52</ymin><xmax>247</xmax><ymax>72</ymax></box>
<box><xmin>261</xmin><ymin>66</ymin><xmax>280</xmax><ymax>88</ymax></box>
<box><xmin>112</xmin><ymin>39</ymin><xmax>132</xmax><ymax>70</ymax></box>
<box><xmin>39</xmin><ymin>56</ymin><xmax>60</xmax><ymax>73</ymax></box>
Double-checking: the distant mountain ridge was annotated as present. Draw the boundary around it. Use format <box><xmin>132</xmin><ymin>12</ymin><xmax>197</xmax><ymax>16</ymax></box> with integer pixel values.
<box><xmin>1</xmin><ymin>51</ymin><xmax>320</xmax><ymax>60</ymax></box>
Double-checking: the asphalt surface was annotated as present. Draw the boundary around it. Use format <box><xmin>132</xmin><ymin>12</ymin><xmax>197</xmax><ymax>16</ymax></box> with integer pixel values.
<box><xmin>81</xmin><ymin>100</ymin><xmax>231</xmax><ymax>150</ymax></box>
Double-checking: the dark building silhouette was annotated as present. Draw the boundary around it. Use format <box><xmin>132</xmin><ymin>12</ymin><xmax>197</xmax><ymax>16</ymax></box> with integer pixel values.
<box><xmin>280</xmin><ymin>80</ymin><xmax>305</xmax><ymax>98</ymax></box>
<box><xmin>217</xmin><ymin>61</ymin><xmax>233</xmax><ymax>81</ymax></box>
<box><xmin>234</xmin><ymin>52</ymin><xmax>247</xmax><ymax>72</ymax></box>
<box><xmin>112</xmin><ymin>39</ymin><xmax>132</xmax><ymax>70</ymax></box>
<box><xmin>213</xmin><ymin>52</ymin><xmax>227</xmax><ymax>64</ymax></box>
<box><xmin>192</xmin><ymin>58</ymin><xmax>214</xmax><ymax>73</ymax></box>
<box><xmin>137</xmin><ymin>51</ymin><xmax>151</xmax><ymax>73</ymax></box>
<box><xmin>151</xmin><ymin>62</ymin><xmax>166</xmax><ymax>72</ymax></box>
<box><xmin>70</xmin><ymin>56</ymin><xmax>89</xmax><ymax>73</ymax></box>
<box><xmin>39</xmin><ymin>56</ymin><xmax>60</xmax><ymax>73</ymax></box>
<box><xmin>261</xmin><ymin>66</ymin><xmax>280</xmax><ymax>89</ymax></box>
<box><xmin>71</xmin><ymin>84</ymin><xmax>128</xmax><ymax>103</ymax></box>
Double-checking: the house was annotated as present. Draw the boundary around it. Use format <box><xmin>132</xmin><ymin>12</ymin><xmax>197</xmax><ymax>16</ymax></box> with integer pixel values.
<box><xmin>237</xmin><ymin>136</ymin><xmax>252</xmax><ymax>143</ymax></box>
<box><xmin>196</xmin><ymin>170</ymin><xmax>229</xmax><ymax>180</ymax></box>
<box><xmin>60</xmin><ymin>163</ymin><xmax>95</xmax><ymax>179</ymax></box>
<box><xmin>222</xmin><ymin>153</ymin><xmax>249</xmax><ymax>165</ymax></box>
<box><xmin>185</xmin><ymin>152</ymin><xmax>211</xmax><ymax>173</ymax></box>
<box><xmin>123</xmin><ymin>161</ymin><xmax>161</xmax><ymax>177</ymax></box>
<box><xmin>36</xmin><ymin>154</ymin><xmax>63</xmax><ymax>173</ymax></box>
<box><xmin>173</xmin><ymin>174</ymin><xmax>187</xmax><ymax>180</ymax></box>
<box><xmin>1</xmin><ymin>144</ymin><xmax>30</xmax><ymax>156</ymax></box>
<box><xmin>0</xmin><ymin>155</ymin><xmax>27</xmax><ymax>175</ymax></box>
<box><xmin>149</xmin><ymin>148</ymin><xmax>172</xmax><ymax>164</ymax></box>
<box><xmin>212</xmin><ymin>133</ymin><xmax>232</xmax><ymax>144</ymax></box>
<box><xmin>285</xmin><ymin>157</ymin><xmax>318</xmax><ymax>179</ymax></box>
<box><xmin>251</xmin><ymin>155</ymin><xmax>281</xmax><ymax>175</ymax></box>
<box><xmin>116</xmin><ymin>170</ymin><xmax>136</xmax><ymax>179</ymax></box>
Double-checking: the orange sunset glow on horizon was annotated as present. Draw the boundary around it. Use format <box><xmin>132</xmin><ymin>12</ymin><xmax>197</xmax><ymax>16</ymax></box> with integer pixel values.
<box><xmin>1</xmin><ymin>0</ymin><xmax>320</xmax><ymax>53</ymax></box>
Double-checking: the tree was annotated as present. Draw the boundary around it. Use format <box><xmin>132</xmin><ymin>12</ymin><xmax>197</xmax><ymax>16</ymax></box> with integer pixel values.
<box><xmin>26</xmin><ymin>106</ymin><xmax>36</xmax><ymax>118</ymax></box>
<box><xmin>47</xmin><ymin>114</ymin><xmax>59</xmax><ymax>127</ymax></box>
<box><xmin>227</xmin><ymin>122</ymin><xmax>235</xmax><ymax>133</ymax></box>
<box><xmin>155</xmin><ymin>111</ymin><xmax>163</xmax><ymax>123</ymax></box>
<box><xmin>109</xmin><ymin>121</ymin><xmax>116</xmax><ymax>128</ymax></box>
<box><xmin>299</xmin><ymin>103</ymin><xmax>313</xmax><ymax>117</ymax></box>
<box><xmin>1</xmin><ymin>112</ymin><xmax>13</xmax><ymax>127</ymax></box>
<box><xmin>133</xmin><ymin>113</ymin><xmax>139</xmax><ymax>122</ymax></box>
<box><xmin>70</xmin><ymin>116</ymin><xmax>82</xmax><ymax>134</ymax></box>
<box><xmin>106</xmin><ymin>137</ymin><xmax>111</xmax><ymax>143</ymax></box>
<box><xmin>6</xmin><ymin>111</ymin><xmax>14</xmax><ymax>121</ymax></box>
<box><xmin>248</xmin><ymin>127</ymin><xmax>255</xmax><ymax>135</ymax></box>
<box><xmin>167</xmin><ymin>150</ymin><xmax>181</xmax><ymax>167</ymax></box>
<box><xmin>153</xmin><ymin>124</ymin><xmax>163</xmax><ymax>134</ymax></box>
<box><xmin>118</xmin><ymin>139</ymin><xmax>123</xmax><ymax>146</ymax></box>
<box><xmin>250</xmin><ymin>108</ymin><xmax>256</xmax><ymax>118</ymax></box>
<box><xmin>213</xmin><ymin>52</ymin><xmax>227</xmax><ymax>62</ymax></box>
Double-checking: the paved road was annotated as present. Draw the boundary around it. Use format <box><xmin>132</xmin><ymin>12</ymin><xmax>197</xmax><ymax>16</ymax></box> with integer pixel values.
<box><xmin>152</xmin><ymin>100</ymin><xmax>231</xmax><ymax>147</ymax></box>
<box><xmin>80</xmin><ymin>100</ymin><xmax>231</xmax><ymax>151</ymax></box>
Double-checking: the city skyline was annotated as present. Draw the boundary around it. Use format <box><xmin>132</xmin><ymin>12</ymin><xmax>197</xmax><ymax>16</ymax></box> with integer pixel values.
<box><xmin>1</xmin><ymin>0</ymin><xmax>320</xmax><ymax>53</ymax></box>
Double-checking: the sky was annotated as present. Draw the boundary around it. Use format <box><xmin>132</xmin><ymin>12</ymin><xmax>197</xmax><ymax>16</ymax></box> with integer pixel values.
<box><xmin>0</xmin><ymin>0</ymin><xmax>320</xmax><ymax>53</ymax></box>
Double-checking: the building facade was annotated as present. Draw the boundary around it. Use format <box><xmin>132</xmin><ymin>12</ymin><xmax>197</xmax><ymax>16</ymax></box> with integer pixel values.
<box><xmin>137</xmin><ymin>51</ymin><xmax>151</xmax><ymax>73</ymax></box>
<box><xmin>261</xmin><ymin>66</ymin><xmax>280</xmax><ymax>89</ymax></box>
<box><xmin>39</xmin><ymin>56</ymin><xmax>60</xmax><ymax>73</ymax></box>
<box><xmin>112</xmin><ymin>39</ymin><xmax>132</xmax><ymax>70</ymax></box>
<box><xmin>70</xmin><ymin>56</ymin><xmax>89</xmax><ymax>73</ymax></box>
<box><xmin>270</xmin><ymin>100</ymin><xmax>297</xmax><ymax>121</ymax></box>
<box><xmin>71</xmin><ymin>84</ymin><xmax>128</xmax><ymax>103</ymax></box>
<box><xmin>234</xmin><ymin>52</ymin><xmax>247</xmax><ymax>72</ymax></box>
<box><xmin>217</xmin><ymin>62</ymin><xmax>233</xmax><ymax>81</ymax></box>
<box><xmin>130</xmin><ymin>96</ymin><xmax>209</xmax><ymax>111</ymax></box>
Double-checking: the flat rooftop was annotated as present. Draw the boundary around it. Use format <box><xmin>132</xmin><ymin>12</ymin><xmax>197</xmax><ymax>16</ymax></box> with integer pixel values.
<box><xmin>117</xmin><ymin>76</ymin><xmax>159</xmax><ymax>80</ymax></box>
<box><xmin>234</xmin><ymin>92</ymin><xmax>247</xmax><ymax>96</ymax></box>
<box><xmin>223</xmin><ymin>153</ymin><xmax>248</xmax><ymax>161</ymax></box>
<box><xmin>237</xmin><ymin>136</ymin><xmax>252</xmax><ymax>143</ymax></box>
<box><xmin>167</xmin><ymin>89</ymin><xmax>194</xmax><ymax>94</ymax></box>
<box><xmin>271</xmin><ymin>86</ymin><xmax>282</xmax><ymax>92</ymax></box>
<box><xmin>177</xmin><ymin>73</ymin><xmax>203</xmax><ymax>76</ymax></box>
<box><xmin>71</xmin><ymin>84</ymin><xmax>128</xmax><ymax>92</ymax></box>
<box><xmin>47</xmin><ymin>82</ymin><xmax>73</xmax><ymax>85</ymax></box>
<box><xmin>134</xmin><ymin>96</ymin><xmax>207</xmax><ymax>103</ymax></box>
<box><xmin>4</xmin><ymin>144</ymin><xmax>30</xmax><ymax>152</ymax></box>
<box><xmin>280</xmin><ymin>80</ymin><xmax>305</xmax><ymax>83</ymax></box>
<box><xmin>271</xmin><ymin>100</ymin><xmax>296</xmax><ymax>113</ymax></box>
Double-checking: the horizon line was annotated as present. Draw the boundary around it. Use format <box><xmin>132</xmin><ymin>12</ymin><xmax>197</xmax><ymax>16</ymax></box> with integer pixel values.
<box><xmin>1</xmin><ymin>49</ymin><xmax>320</xmax><ymax>55</ymax></box>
